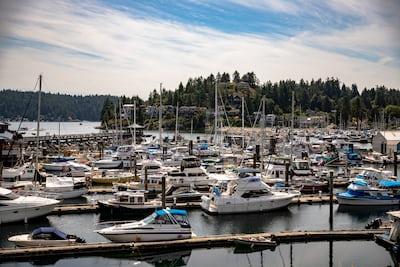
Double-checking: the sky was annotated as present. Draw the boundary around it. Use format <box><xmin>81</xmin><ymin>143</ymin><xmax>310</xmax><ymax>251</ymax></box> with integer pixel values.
<box><xmin>0</xmin><ymin>0</ymin><xmax>399</xmax><ymax>98</ymax></box>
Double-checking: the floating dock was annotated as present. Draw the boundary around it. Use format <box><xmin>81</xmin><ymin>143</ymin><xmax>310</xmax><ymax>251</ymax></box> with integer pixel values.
<box><xmin>0</xmin><ymin>229</ymin><xmax>385</xmax><ymax>262</ymax></box>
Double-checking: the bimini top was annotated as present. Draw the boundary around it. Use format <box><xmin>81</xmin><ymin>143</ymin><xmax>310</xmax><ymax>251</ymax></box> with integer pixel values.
<box><xmin>155</xmin><ymin>208</ymin><xmax>188</xmax><ymax>217</ymax></box>
<box><xmin>379</xmin><ymin>179</ymin><xmax>400</xmax><ymax>188</ymax></box>
<box><xmin>31</xmin><ymin>227</ymin><xmax>68</xmax><ymax>240</ymax></box>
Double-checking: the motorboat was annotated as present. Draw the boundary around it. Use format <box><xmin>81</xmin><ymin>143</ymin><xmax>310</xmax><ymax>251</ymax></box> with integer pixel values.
<box><xmin>92</xmin><ymin>170</ymin><xmax>135</xmax><ymax>185</ymax></box>
<box><xmin>93</xmin><ymin>158</ymin><xmax>123</xmax><ymax>169</ymax></box>
<box><xmin>337</xmin><ymin>179</ymin><xmax>400</xmax><ymax>206</ymax></box>
<box><xmin>98</xmin><ymin>190</ymin><xmax>161</xmax><ymax>215</ymax></box>
<box><xmin>200</xmin><ymin>176</ymin><xmax>296</xmax><ymax>214</ymax></box>
<box><xmin>96</xmin><ymin>208</ymin><xmax>192</xmax><ymax>242</ymax></box>
<box><xmin>1</xmin><ymin>163</ymin><xmax>36</xmax><ymax>189</ymax></box>
<box><xmin>167</xmin><ymin>156</ymin><xmax>214</xmax><ymax>188</ymax></box>
<box><xmin>45</xmin><ymin>176</ymin><xmax>88</xmax><ymax>199</ymax></box>
<box><xmin>163</xmin><ymin>185</ymin><xmax>204</xmax><ymax>203</ymax></box>
<box><xmin>42</xmin><ymin>162</ymin><xmax>68</xmax><ymax>172</ymax></box>
<box><xmin>8</xmin><ymin>227</ymin><xmax>85</xmax><ymax>247</ymax></box>
<box><xmin>0</xmin><ymin>187</ymin><xmax>60</xmax><ymax>224</ymax></box>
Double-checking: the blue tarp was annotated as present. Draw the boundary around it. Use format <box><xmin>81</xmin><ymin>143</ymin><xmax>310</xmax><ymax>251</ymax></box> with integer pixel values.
<box><xmin>353</xmin><ymin>179</ymin><xmax>368</xmax><ymax>186</ymax></box>
<box><xmin>379</xmin><ymin>179</ymin><xmax>400</xmax><ymax>188</ymax></box>
<box><xmin>31</xmin><ymin>227</ymin><xmax>68</xmax><ymax>240</ymax></box>
<box><xmin>156</xmin><ymin>209</ymin><xmax>188</xmax><ymax>217</ymax></box>
<box><xmin>198</xmin><ymin>143</ymin><xmax>208</xmax><ymax>150</ymax></box>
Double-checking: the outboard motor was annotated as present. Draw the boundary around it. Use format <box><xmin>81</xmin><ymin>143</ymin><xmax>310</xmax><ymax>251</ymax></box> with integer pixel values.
<box><xmin>365</xmin><ymin>218</ymin><xmax>382</xmax><ymax>229</ymax></box>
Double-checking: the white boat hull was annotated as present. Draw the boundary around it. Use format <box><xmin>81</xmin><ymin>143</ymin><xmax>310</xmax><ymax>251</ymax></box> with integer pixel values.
<box><xmin>337</xmin><ymin>196</ymin><xmax>400</xmax><ymax>206</ymax></box>
<box><xmin>0</xmin><ymin>202</ymin><xmax>58</xmax><ymax>224</ymax></box>
<box><xmin>45</xmin><ymin>188</ymin><xmax>88</xmax><ymax>199</ymax></box>
<box><xmin>201</xmin><ymin>194</ymin><xmax>293</xmax><ymax>214</ymax></box>
<box><xmin>99</xmin><ymin>230</ymin><xmax>192</xmax><ymax>242</ymax></box>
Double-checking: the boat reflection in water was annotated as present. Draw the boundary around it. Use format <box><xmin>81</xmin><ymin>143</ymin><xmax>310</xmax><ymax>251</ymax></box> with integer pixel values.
<box><xmin>133</xmin><ymin>250</ymin><xmax>191</xmax><ymax>267</ymax></box>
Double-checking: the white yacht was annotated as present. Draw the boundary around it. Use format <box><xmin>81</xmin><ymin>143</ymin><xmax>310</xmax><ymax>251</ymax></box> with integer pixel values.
<box><xmin>45</xmin><ymin>176</ymin><xmax>88</xmax><ymax>199</ymax></box>
<box><xmin>200</xmin><ymin>176</ymin><xmax>296</xmax><ymax>214</ymax></box>
<box><xmin>96</xmin><ymin>208</ymin><xmax>192</xmax><ymax>242</ymax></box>
<box><xmin>167</xmin><ymin>156</ymin><xmax>214</xmax><ymax>187</ymax></box>
<box><xmin>98</xmin><ymin>190</ymin><xmax>161</xmax><ymax>213</ymax></box>
<box><xmin>0</xmin><ymin>187</ymin><xmax>60</xmax><ymax>224</ymax></box>
<box><xmin>1</xmin><ymin>163</ymin><xmax>36</xmax><ymax>188</ymax></box>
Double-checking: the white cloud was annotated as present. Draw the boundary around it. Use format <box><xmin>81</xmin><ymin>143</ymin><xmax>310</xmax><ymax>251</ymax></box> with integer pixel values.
<box><xmin>0</xmin><ymin>0</ymin><xmax>399</xmax><ymax>99</ymax></box>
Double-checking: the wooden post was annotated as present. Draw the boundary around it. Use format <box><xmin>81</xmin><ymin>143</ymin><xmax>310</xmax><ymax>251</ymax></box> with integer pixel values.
<box><xmin>134</xmin><ymin>156</ymin><xmax>137</xmax><ymax>179</ymax></box>
<box><xmin>144</xmin><ymin>166</ymin><xmax>148</xmax><ymax>191</ymax></box>
<box><xmin>0</xmin><ymin>142</ymin><xmax>3</xmax><ymax>181</ymax></box>
<box><xmin>162</xmin><ymin>175</ymin><xmax>166</xmax><ymax>209</ymax></box>
<box><xmin>329</xmin><ymin>170</ymin><xmax>334</xmax><ymax>231</ymax></box>
<box><xmin>285</xmin><ymin>162</ymin><xmax>290</xmax><ymax>187</ymax></box>
<box><xmin>255</xmin><ymin>144</ymin><xmax>260</xmax><ymax>161</ymax></box>
<box><xmin>189</xmin><ymin>140</ymin><xmax>193</xmax><ymax>156</ymax></box>
<box><xmin>394</xmin><ymin>152</ymin><xmax>398</xmax><ymax>177</ymax></box>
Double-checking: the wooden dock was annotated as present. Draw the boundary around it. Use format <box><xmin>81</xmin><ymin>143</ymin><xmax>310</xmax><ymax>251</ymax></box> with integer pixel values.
<box><xmin>0</xmin><ymin>229</ymin><xmax>385</xmax><ymax>262</ymax></box>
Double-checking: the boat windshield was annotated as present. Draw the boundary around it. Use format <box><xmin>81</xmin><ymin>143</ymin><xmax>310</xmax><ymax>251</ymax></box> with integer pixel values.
<box><xmin>0</xmin><ymin>192</ymin><xmax>19</xmax><ymax>200</ymax></box>
<box><xmin>172</xmin><ymin>214</ymin><xmax>191</xmax><ymax>228</ymax></box>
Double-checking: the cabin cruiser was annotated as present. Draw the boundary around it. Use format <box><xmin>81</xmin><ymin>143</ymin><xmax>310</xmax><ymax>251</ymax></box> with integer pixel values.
<box><xmin>363</xmin><ymin>152</ymin><xmax>392</xmax><ymax>164</ymax></box>
<box><xmin>92</xmin><ymin>170</ymin><xmax>135</xmax><ymax>185</ymax></box>
<box><xmin>0</xmin><ymin>187</ymin><xmax>60</xmax><ymax>224</ymax></box>
<box><xmin>98</xmin><ymin>190</ymin><xmax>161</xmax><ymax>214</ymax></box>
<box><xmin>200</xmin><ymin>176</ymin><xmax>296</xmax><ymax>214</ymax></box>
<box><xmin>8</xmin><ymin>227</ymin><xmax>85</xmax><ymax>247</ymax></box>
<box><xmin>1</xmin><ymin>163</ymin><xmax>36</xmax><ymax>189</ymax></box>
<box><xmin>337</xmin><ymin>179</ymin><xmax>400</xmax><ymax>206</ymax></box>
<box><xmin>96</xmin><ymin>208</ymin><xmax>192</xmax><ymax>242</ymax></box>
<box><xmin>45</xmin><ymin>176</ymin><xmax>88</xmax><ymax>199</ymax></box>
<box><xmin>167</xmin><ymin>156</ymin><xmax>214</xmax><ymax>188</ymax></box>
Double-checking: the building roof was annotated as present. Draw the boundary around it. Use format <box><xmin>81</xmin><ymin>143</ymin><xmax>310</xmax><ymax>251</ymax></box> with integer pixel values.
<box><xmin>379</xmin><ymin>131</ymin><xmax>400</xmax><ymax>141</ymax></box>
<box><xmin>126</xmin><ymin>123</ymin><xmax>144</xmax><ymax>129</ymax></box>
<box><xmin>387</xmin><ymin>211</ymin><xmax>400</xmax><ymax>219</ymax></box>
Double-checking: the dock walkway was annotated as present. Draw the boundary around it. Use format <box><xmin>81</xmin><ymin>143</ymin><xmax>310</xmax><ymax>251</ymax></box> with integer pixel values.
<box><xmin>0</xmin><ymin>229</ymin><xmax>385</xmax><ymax>262</ymax></box>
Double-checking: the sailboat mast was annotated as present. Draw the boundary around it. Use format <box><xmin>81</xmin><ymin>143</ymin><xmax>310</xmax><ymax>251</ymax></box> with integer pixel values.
<box><xmin>133</xmin><ymin>99</ymin><xmax>136</xmax><ymax>146</ymax></box>
<box><xmin>35</xmin><ymin>74</ymin><xmax>42</xmax><ymax>183</ymax></box>
<box><xmin>159</xmin><ymin>83</ymin><xmax>163</xmax><ymax>146</ymax></box>
<box><xmin>214</xmin><ymin>78</ymin><xmax>218</xmax><ymax>144</ymax></box>
<box><xmin>241</xmin><ymin>96</ymin><xmax>245</xmax><ymax>148</ymax></box>
<box><xmin>290</xmin><ymin>91</ymin><xmax>294</xmax><ymax>161</ymax></box>
<box><xmin>175</xmin><ymin>102</ymin><xmax>179</xmax><ymax>142</ymax></box>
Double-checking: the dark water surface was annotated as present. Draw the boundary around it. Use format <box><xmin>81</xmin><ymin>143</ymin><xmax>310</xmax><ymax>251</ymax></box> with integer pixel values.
<box><xmin>0</xmin><ymin>203</ymin><xmax>397</xmax><ymax>266</ymax></box>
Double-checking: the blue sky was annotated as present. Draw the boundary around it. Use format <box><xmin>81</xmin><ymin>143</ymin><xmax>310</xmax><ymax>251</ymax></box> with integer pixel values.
<box><xmin>0</xmin><ymin>0</ymin><xmax>399</xmax><ymax>97</ymax></box>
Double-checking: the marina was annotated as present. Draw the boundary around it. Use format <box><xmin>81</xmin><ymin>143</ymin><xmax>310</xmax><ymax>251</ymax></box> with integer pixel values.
<box><xmin>1</xmin><ymin>1</ymin><xmax>400</xmax><ymax>265</ymax></box>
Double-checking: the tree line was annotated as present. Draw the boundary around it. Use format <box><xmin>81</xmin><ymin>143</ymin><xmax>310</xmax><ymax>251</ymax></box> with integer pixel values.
<box><xmin>2</xmin><ymin>71</ymin><xmax>400</xmax><ymax>130</ymax></box>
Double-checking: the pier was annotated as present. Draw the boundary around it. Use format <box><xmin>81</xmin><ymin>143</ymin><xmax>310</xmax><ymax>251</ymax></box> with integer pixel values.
<box><xmin>0</xmin><ymin>229</ymin><xmax>385</xmax><ymax>262</ymax></box>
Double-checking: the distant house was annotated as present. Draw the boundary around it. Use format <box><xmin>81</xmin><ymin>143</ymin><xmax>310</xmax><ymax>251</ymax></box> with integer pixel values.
<box><xmin>372</xmin><ymin>131</ymin><xmax>400</xmax><ymax>157</ymax></box>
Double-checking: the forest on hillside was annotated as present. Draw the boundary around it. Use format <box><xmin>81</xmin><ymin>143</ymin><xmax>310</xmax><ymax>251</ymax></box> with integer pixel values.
<box><xmin>0</xmin><ymin>90</ymin><xmax>118</xmax><ymax>121</ymax></box>
<box><xmin>2</xmin><ymin>71</ymin><xmax>400</xmax><ymax>131</ymax></box>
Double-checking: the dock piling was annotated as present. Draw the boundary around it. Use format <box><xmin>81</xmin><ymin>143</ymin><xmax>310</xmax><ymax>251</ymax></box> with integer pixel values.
<box><xmin>162</xmin><ymin>175</ymin><xmax>166</xmax><ymax>208</ymax></box>
<box><xmin>329</xmin><ymin>170</ymin><xmax>334</xmax><ymax>231</ymax></box>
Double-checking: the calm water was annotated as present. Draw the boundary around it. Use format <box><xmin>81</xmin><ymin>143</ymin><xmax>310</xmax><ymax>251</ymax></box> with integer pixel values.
<box><xmin>0</xmin><ymin>241</ymin><xmax>394</xmax><ymax>267</ymax></box>
<box><xmin>0</xmin><ymin>204</ymin><xmax>396</xmax><ymax>266</ymax></box>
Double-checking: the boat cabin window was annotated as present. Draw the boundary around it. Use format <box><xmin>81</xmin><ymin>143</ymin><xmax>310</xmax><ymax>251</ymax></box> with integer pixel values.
<box><xmin>119</xmin><ymin>195</ymin><xmax>129</xmax><ymax>202</ymax></box>
<box><xmin>295</xmin><ymin>162</ymin><xmax>309</xmax><ymax>170</ymax></box>
<box><xmin>0</xmin><ymin>192</ymin><xmax>18</xmax><ymax>200</ymax></box>
<box><xmin>241</xmin><ymin>189</ymin><xmax>271</xmax><ymax>198</ymax></box>
<box><xmin>153</xmin><ymin>215</ymin><xmax>173</xmax><ymax>225</ymax></box>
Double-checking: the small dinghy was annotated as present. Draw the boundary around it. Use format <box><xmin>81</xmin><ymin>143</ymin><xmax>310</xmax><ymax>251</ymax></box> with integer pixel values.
<box><xmin>234</xmin><ymin>236</ymin><xmax>277</xmax><ymax>248</ymax></box>
<box><xmin>8</xmin><ymin>227</ymin><xmax>85</xmax><ymax>247</ymax></box>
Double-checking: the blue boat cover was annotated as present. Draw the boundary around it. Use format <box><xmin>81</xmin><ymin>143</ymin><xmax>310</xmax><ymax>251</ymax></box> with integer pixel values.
<box><xmin>31</xmin><ymin>227</ymin><xmax>68</xmax><ymax>240</ymax></box>
<box><xmin>198</xmin><ymin>143</ymin><xmax>208</xmax><ymax>150</ymax></box>
<box><xmin>156</xmin><ymin>209</ymin><xmax>188</xmax><ymax>217</ymax></box>
<box><xmin>379</xmin><ymin>179</ymin><xmax>400</xmax><ymax>188</ymax></box>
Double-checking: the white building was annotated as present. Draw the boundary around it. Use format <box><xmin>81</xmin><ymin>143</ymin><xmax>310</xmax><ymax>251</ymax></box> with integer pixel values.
<box><xmin>372</xmin><ymin>131</ymin><xmax>400</xmax><ymax>157</ymax></box>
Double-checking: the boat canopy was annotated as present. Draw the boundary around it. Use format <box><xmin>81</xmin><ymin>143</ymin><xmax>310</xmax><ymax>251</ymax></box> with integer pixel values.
<box><xmin>155</xmin><ymin>208</ymin><xmax>188</xmax><ymax>217</ymax></box>
<box><xmin>31</xmin><ymin>227</ymin><xmax>68</xmax><ymax>240</ymax></box>
<box><xmin>379</xmin><ymin>179</ymin><xmax>400</xmax><ymax>188</ymax></box>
